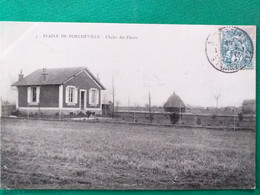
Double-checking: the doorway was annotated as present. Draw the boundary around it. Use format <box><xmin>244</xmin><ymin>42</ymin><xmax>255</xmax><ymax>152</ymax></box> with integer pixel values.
<box><xmin>80</xmin><ymin>90</ymin><xmax>86</xmax><ymax>110</ymax></box>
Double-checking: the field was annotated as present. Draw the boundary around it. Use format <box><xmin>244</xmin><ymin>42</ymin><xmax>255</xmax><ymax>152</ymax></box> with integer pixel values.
<box><xmin>1</xmin><ymin>118</ymin><xmax>255</xmax><ymax>189</ymax></box>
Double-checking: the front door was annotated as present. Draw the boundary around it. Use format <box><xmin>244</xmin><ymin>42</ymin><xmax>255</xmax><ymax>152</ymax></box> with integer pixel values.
<box><xmin>80</xmin><ymin>91</ymin><xmax>85</xmax><ymax>110</ymax></box>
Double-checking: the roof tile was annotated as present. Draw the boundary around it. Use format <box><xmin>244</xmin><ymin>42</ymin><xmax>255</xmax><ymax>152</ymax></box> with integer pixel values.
<box><xmin>12</xmin><ymin>67</ymin><xmax>105</xmax><ymax>90</ymax></box>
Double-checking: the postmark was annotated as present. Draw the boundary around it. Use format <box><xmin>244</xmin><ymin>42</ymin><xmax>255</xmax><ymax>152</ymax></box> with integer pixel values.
<box><xmin>205</xmin><ymin>27</ymin><xmax>254</xmax><ymax>73</ymax></box>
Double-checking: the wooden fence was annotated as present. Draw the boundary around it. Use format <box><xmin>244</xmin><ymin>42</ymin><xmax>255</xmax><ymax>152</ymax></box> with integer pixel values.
<box><xmin>1</xmin><ymin>105</ymin><xmax>16</xmax><ymax>117</ymax></box>
<box><xmin>115</xmin><ymin>111</ymin><xmax>255</xmax><ymax>130</ymax></box>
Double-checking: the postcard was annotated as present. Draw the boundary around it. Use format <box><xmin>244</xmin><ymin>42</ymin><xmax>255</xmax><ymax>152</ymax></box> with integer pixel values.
<box><xmin>0</xmin><ymin>22</ymin><xmax>256</xmax><ymax>189</ymax></box>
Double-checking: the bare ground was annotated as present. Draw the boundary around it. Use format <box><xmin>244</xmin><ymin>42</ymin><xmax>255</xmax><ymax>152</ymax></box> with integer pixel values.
<box><xmin>0</xmin><ymin>118</ymin><xmax>255</xmax><ymax>189</ymax></box>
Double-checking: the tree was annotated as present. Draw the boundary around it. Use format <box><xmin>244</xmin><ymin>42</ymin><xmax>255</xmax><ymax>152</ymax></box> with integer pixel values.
<box><xmin>127</xmin><ymin>97</ymin><xmax>130</xmax><ymax>112</ymax></box>
<box><xmin>102</xmin><ymin>91</ymin><xmax>108</xmax><ymax>115</ymax></box>
<box><xmin>147</xmin><ymin>92</ymin><xmax>151</xmax><ymax>112</ymax></box>
<box><xmin>116</xmin><ymin>101</ymin><xmax>120</xmax><ymax>112</ymax></box>
<box><xmin>213</xmin><ymin>90</ymin><xmax>221</xmax><ymax>109</ymax></box>
<box><xmin>148</xmin><ymin>91</ymin><xmax>153</xmax><ymax>122</ymax></box>
<box><xmin>110</xmin><ymin>77</ymin><xmax>116</xmax><ymax>118</ymax></box>
<box><xmin>213</xmin><ymin>90</ymin><xmax>221</xmax><ymax>115</ymax></box>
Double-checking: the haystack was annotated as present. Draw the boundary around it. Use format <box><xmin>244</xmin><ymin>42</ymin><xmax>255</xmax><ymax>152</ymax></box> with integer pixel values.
<box><xmin>163</xmin><ymin>92</ymin><xmax>186</xmax><ymax>113</ymax></box>
<box><xmin>242</xmin><ymin>99</ymin><xmax>255</xmax><ymax>114</ymax></box>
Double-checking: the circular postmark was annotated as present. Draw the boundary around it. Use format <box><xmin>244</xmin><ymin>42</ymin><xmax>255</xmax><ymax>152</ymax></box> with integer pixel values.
<box><xmin>205</xmin><ymin>27</ymin><xmax>254</xmax><ymax>73</ymax></box>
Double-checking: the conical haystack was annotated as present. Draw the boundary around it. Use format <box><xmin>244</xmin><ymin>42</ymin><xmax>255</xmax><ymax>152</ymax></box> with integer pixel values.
<box><xmin>164</xmin><ymin>92</ymin><xmax>186</xmax><ymax>113</ymax></box>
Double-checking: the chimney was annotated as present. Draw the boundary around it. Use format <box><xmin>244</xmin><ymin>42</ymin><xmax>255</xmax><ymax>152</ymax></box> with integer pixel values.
<box><xmin>41</xmin><ymin>68</ymin><xmax>48</xmax><ymax>81</ymax></box>
<box><xmin>18</xmin><ymin>70</ymin><xmax>24</xmax><ymax>81</ymax></box>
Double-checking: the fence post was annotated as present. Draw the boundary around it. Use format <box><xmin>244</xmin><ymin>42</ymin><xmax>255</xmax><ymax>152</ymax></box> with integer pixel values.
<box><xmin>27</xmin><ymin>103</ymin><xmax>29</xmax><ymax>119</ymax></box>
<box><xmin>233</xmin><ymin>109</ymin><xmax>235</xmax><ymax>130</ymax></box>
<box><xmin>179</xmin><ymin>107</ymin><xmax>182</xmax><ymax>126</ymax></box>
<box><xmin>59</xmin><ymin>109</ymin><xmax>61</xmax><ymax>120</ymax></box>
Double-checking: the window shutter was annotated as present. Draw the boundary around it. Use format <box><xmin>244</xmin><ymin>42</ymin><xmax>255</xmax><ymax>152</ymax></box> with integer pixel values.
<box><xmin>27</xmin><ymin>87</ymin><xmax>31</xmax><ymax>103</ymax></box>
<box><xmin>96</xmin><ymin>90</ymin><xmax>99</xmax><ymax>105</ymax></box>
<box><xmin>65</xmin><ymin>86</ymin><xmax>69</xmax><ymax>103</ymax></box>
<box><xmin>89</xmin><ymin>89</ymin><xmax>92</xmax><ymax>104</ymax></box>
<box><xmin>74</xmin><ymin>88</ymin><xmax>78</xmax><ymax>104</ymax></box>
<box><xmin>36</xmin><ymin>87</ymin><xmax>40</xmax><ymax>103</ymax></box>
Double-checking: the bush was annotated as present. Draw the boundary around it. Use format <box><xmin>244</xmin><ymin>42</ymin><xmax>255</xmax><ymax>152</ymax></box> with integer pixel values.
<box><xmin>11</xmin><ymin>109</ymin><xmax>21</xmax><ymax>116</ymax></box>
<box><xmin>238</xmin><ymin>112</ymin><xmax>243</xmax><ymax>121</ymax></box>
<box><xmin>211</xmin><ymin>114</ymin><xmax>217</xmax><ymax>119</ymax></box>
<box><xmin>169</xmin><ymin>113</ymin><xmax>179</xmax><ymax>124</ymax></box>
<box><xmin>86</xmin><ymin>111</ymin><xmax>92</xmax><ymax>118</ymax></box>
<box><xmin>77</xmin><ymin>111</ymin><xmax>86</xmax><ymax>117</ymax></box>
<box><xmin>149</xmin><ymin>113</ymin><xmax>154</xmax><ymax>122</ymax></box>
<box><xmin>145</xmin><ymin>113</ymin><xmax>154</xmax><ymax>122</ymax></box>
<box><xmin>196</xmin><ymin>116</ymin><xmax>201</xmax><ymax>125</ymax></box>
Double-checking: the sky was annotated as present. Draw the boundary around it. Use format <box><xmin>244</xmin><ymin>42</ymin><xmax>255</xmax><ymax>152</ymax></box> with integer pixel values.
<box><xmin>0</xmin><ymin>22</ymin><xmax>256</xmax><ymax>107</ymax></box>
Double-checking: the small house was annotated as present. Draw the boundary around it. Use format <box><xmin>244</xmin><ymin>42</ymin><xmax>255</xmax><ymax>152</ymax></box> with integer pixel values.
<box><xmin>12</xmin><ymin>67</ymin><xmax>106</xmax><ymax>115</ymax></box>
<box><xmin>163</xmin><ymin>92</ymin><xmax>186</xmax><ymax>113</ymax></box>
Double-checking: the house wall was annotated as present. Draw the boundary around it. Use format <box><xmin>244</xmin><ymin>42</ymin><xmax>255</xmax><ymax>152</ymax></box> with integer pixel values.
<box><xmin>63</xmin><ymin>71</ymin><xmax>101</xmax><ymax>109</ymax></box>
<box><xmin>18</xmin><ymin>86</ymin><xmax>28</xmax><ymax>107</ymax></box>
<box><xmin>18</xmin><ymin>85</ymin><xmax>59</xmax><ymax>108</ymax></box>
<box><xmin>40</xmin><ymin>85</ymin><xmax>59</xmax><ymax>107</ymax></box>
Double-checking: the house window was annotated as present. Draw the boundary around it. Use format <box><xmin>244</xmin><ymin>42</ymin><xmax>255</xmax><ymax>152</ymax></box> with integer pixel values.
<box><xmin>68</xmin><ymin>87</ymin><xmax>74</xmax><ymax>103</ymax></box>
<box><xmin>89</xmin><ymin>88</ymin><xmax>99</xmax><ymax>106</ymax></box>
<box><xmin>32</xmin><ymin>87</ymin><xmax>37</xmax><ymax>102</ymax></box>
<box><xmin>65</xmin><ymin>86</ymin><xmax>78</xmax><ymax>105</ymax></box>
<box><xmin>27</xmin><ymin>86</ymin><xmax>40</xmax><ymax>105</ymax></box>
<box><xmin>91</xmin><ymin>90</ymin><xmax>96</xmax><ymax>103</ymax></box>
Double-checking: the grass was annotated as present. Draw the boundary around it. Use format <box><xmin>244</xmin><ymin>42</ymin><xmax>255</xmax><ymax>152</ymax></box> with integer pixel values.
<box><xmin>0</xmin><ymin>118</ymin><xmax>255</xmax><ymax>189</ymax></box>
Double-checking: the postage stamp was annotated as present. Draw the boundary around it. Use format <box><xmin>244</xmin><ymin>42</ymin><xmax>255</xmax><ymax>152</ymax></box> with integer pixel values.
<box><xmin>205</xmin><ymin>26</ymin><xmax>255</xmax><ymax>73</ymax></box>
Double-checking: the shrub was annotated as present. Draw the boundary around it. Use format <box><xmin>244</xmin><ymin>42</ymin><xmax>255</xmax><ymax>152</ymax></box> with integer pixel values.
<box><xmin>11</xmin><ymin>109</ymin><xmax>21</xmax><ymax>116</ymax></box>
<box><xmin>196</xmin><ymin>116</ymin><xmax>201</xmax><ymax>125</ymax></box>
<box><xmin>238</xmin><ymin>112</ymin><xmax>243</xmax><ymax>121</ymax></box>
<box><xmin>77</xmin><ymin>111</ymin><xmax>86</xmax><ymax>117</ymax></box>
<box><xmin>169</xmin><ymin>113</ymin><xmax>179</xmax><ymax>124</ymax></box>
<box><xmin>211</xmin><ymin>114</ymin><xmax>217</xmax><ymax>119</ymax></box>
<box><xmin>86</xmin><ymin>111</ymin><xmax>92</xmax><ymax>118</ymax></box>
<box><xmin>149</xmin><ymin>113</ymin><xmax>154</xmax><ymax>122</ymax></box>
<box><xmin>146</xmin><ymin>113</ymin><xmax>154</xmax><ymax>122</ymax></box>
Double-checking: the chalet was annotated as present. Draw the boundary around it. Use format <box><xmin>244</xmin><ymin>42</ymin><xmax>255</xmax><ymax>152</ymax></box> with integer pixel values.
<box><xmin>12</xmin><ymin>67</ymin><xmax>106</xmax><ymax>115</ymax></box>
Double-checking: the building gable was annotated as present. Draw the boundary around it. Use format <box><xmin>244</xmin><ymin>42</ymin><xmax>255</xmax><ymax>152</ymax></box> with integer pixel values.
<box><xmin>63</xmin><ymin>70</ymin><xmax>103</xmax><ymax>89</ymax></box>
<box><xmin>64</xmin><ymin>70</ymin><xmax>101</xmax><ymax>89</ymax></box>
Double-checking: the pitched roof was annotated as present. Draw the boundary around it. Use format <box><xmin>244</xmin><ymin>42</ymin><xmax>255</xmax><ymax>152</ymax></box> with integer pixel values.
<box><xmin>242</xmin><ymin>99</ymin><xmax>256</xmax><ymax>106</ymax></box>
<box><xmin>12</xmin><ymin>67</ymin><xmax>105</xmax><ymax>90</ymax></box>
<box><xmin>164</xmin><ymin>92</ymin><xmax>186</xmax><ymax>108</ymax></box>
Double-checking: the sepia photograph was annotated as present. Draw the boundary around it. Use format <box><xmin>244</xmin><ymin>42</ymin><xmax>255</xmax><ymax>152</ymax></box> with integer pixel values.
<box><xmin>0</xmin><ymin>22</ymin><xmax>256</xmax><ymax>189</ymax></box>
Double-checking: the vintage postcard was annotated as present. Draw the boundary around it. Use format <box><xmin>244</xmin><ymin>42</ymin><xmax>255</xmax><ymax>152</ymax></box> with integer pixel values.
<box><xmin>0</xmin><ymin>22</ymin><xmax>256</xmax><ymax>189</ymax></box>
